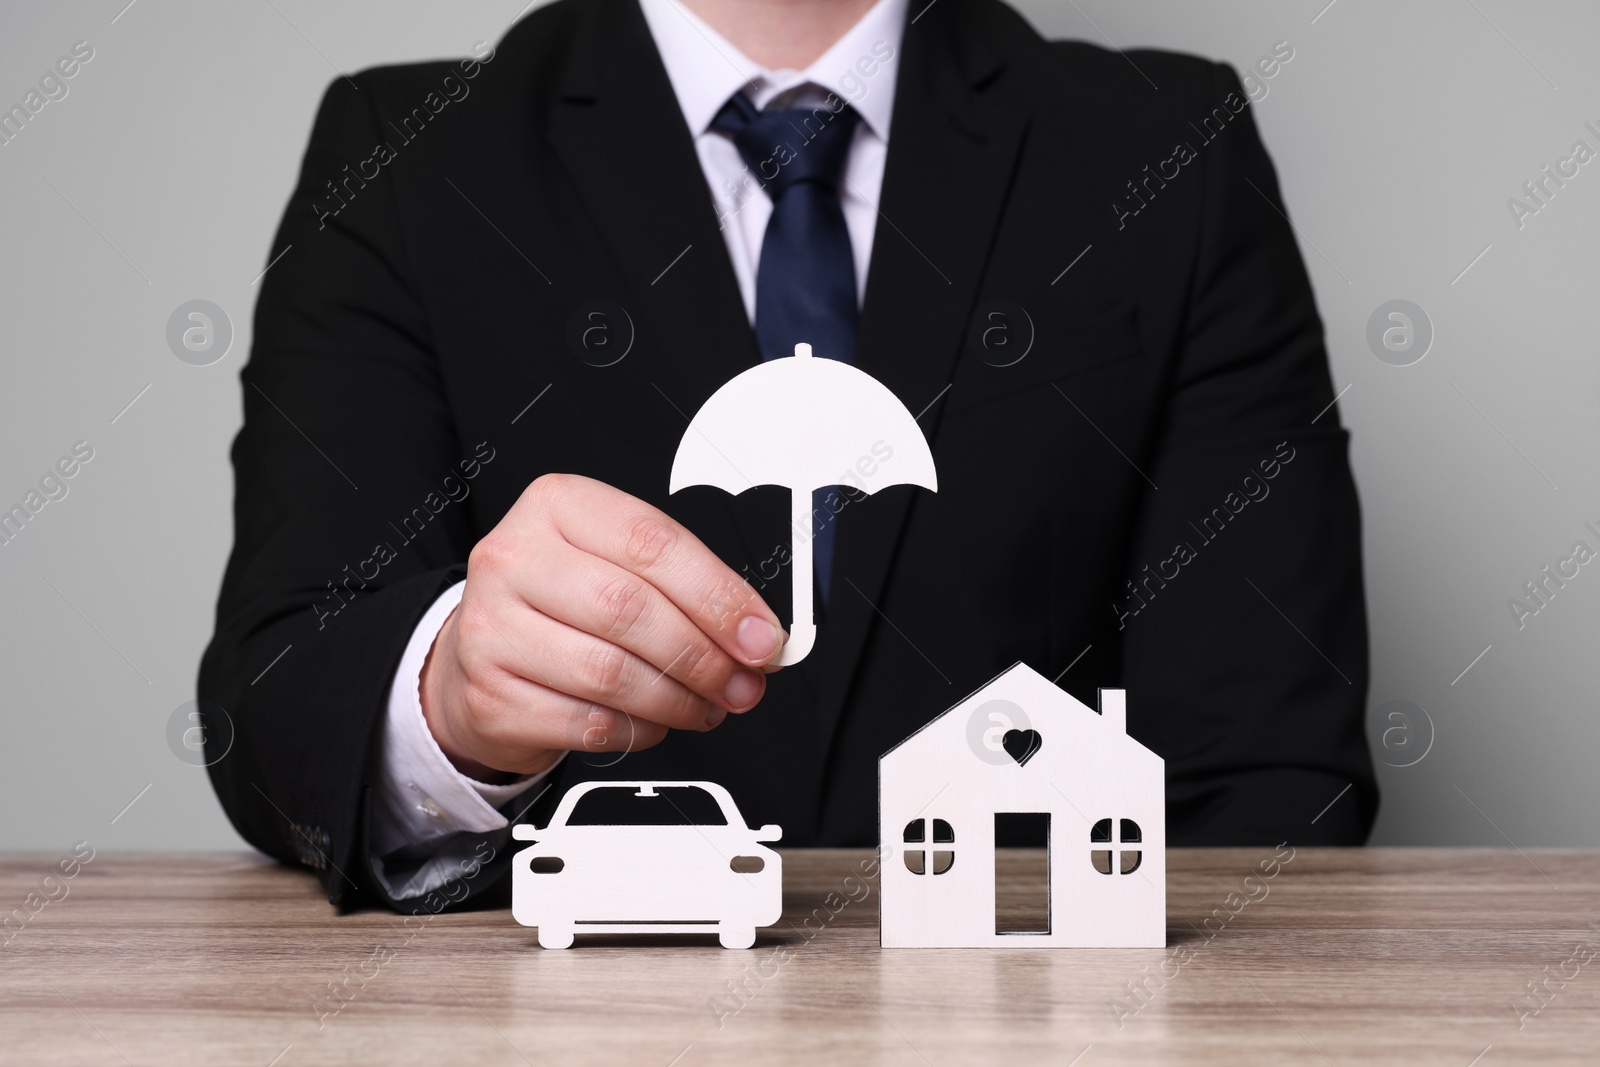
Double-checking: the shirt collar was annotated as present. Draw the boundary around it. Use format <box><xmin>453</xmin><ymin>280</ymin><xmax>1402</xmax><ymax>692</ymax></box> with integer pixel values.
<box><xmin>637</xmin><ymin>0</ymin><xmax>907</xmax><ymax>141</ymax></box>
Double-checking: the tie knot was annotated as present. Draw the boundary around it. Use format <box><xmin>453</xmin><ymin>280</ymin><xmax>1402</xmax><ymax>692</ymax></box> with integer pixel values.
<box><xmin>713</xmin><ymin>92</ymin><xmax>862</xmax><ymax>197</ymax></box>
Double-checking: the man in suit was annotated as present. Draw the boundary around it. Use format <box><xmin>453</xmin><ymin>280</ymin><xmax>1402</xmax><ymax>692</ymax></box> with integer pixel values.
<box><xmin>200</xmin><ymin>0</ymin><xmax>1376</xmax><ymax>911</ymax></box>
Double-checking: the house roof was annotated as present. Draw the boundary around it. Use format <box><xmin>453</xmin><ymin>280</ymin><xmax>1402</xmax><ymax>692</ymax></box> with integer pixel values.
<box><xmin>878</xmin><ymin>660</ymin><xmax>1150</xmax><ymax>763</ymax></box>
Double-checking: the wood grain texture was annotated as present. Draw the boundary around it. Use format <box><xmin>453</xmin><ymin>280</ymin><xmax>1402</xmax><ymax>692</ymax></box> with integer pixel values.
<box><xmin>2</xmin><ymin>848</ymin><xmax>1597</xmax><ymax>1065</ymax></box>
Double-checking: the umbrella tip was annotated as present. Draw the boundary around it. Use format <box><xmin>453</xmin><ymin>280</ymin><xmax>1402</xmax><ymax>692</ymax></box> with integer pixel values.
<box><xmin>793</xmin><ymin>342</ymin><xmax>812</xmax><ymax>359</ymax></box>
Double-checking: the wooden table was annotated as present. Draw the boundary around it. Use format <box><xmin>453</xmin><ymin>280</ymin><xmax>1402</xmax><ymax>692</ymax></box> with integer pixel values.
<box><xmin>2</xmin><ymin>848</ymin><xmax>1597</xmax><ymax>1065</ymax></box>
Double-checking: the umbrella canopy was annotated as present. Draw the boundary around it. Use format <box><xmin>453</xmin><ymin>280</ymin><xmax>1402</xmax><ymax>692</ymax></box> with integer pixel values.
<box><xmin>670</xmin><ymin>343</ymin><xmax>938</xmax><ymax>665</ymax></box>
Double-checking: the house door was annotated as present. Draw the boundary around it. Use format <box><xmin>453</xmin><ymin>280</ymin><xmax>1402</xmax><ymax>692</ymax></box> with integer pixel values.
<box><xmin>994</xmin><ymin>812</ymin><xmax>1051</xmax><ymax>935</ymax></box>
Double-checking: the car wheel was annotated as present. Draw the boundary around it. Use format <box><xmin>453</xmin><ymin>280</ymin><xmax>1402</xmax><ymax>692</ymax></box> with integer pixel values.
<box><xmin>718</xmin><ymin>924</ymin><xmax>755</xmax><ymax>950</ymax></box>
<box><xmin>538</xmin><ymin>924</ymin><xmax>574</xmax><ymax>950</ymax></box>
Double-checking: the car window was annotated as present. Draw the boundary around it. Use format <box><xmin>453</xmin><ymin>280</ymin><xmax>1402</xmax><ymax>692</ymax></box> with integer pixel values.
<box><xmin>564</xmin><ymin>786</ymin><xmax>729</xmax><ymax>826</ymax></box>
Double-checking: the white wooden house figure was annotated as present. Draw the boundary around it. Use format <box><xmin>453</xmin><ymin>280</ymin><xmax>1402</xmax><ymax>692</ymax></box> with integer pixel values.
<box><xmin>878</xmin><ymin>662</ymin><xmax>1165</xmax><ymax>947</ymax></box>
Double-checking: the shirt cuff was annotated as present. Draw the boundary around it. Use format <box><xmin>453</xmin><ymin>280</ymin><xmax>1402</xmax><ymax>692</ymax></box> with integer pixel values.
<box><xmin>369</xmin><ymin>580</ymin><xmax>563</xmax><ymax>857</ymax></box>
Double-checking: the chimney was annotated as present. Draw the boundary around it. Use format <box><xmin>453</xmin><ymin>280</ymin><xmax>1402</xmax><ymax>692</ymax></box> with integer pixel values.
<box><xmin>1098</xmin><ymin>688</ymin><xmax>1126</xmax><ymax>734</ymax></box>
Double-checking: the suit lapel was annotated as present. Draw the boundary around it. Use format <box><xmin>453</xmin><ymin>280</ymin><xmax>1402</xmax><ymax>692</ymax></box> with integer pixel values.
<box><xmin>545</xmin><ymin>0</ymin><xmax>780</xmax><ymax>589</ymax></box>
<box><xmin>815</xmin><ymin>5</ymin><xmax>1029</xmax><ymax>751</ymax></box>
<box><xmin>546</xmin><ymin>0</ymin><xmax>761</xmax><ymax>402</ymax></box>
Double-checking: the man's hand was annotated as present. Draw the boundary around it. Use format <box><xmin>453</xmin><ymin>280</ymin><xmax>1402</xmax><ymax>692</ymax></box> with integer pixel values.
<box><xmin>419</xmin><ymin>474</ymin><xmax>788</xmax><ymax>781</ymax></box>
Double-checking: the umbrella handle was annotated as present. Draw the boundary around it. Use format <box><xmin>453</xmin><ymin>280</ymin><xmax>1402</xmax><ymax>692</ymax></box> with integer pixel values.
<box><xmin>775</xmin><ymin>489</ymin><xmax>816</xmax><ymax>666</ymax></box>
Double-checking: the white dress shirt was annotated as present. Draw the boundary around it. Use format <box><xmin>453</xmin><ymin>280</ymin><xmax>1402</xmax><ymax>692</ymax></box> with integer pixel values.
<box><xmin>639</xmin><ymin>0</ymin><xmax>907</xmax><ymax>317</ymax></box>
<box><xmin>369</xmin><ymin>0</ymin><xmax>908</xmax><ymax>892</ymax></box>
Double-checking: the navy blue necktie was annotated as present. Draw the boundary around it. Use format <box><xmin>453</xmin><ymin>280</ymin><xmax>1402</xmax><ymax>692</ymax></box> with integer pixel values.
<box><xmin>713</xmin><ymin>92</ymin><xmax>862</xmax><ymax>607</ymax></box>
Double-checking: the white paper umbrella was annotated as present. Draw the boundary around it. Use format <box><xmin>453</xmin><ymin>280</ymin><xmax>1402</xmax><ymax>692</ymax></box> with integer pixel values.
<box><xmin>670</xmin><ymin>343</ymin><xmax>938</xmax><ymax>665</ymax></box>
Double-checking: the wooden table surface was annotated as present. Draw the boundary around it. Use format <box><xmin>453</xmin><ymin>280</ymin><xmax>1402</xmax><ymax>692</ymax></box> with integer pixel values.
<box><xmin>2</xmin><ymin>848</ymin><xmax>1597</xmax><ymax>1065</ymax></box>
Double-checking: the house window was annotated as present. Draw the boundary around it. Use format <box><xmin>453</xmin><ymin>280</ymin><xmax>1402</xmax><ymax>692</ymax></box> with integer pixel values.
<box><xmin>903</xmin><ymin>818</ymin><xmax>955</xmax><ymax>875</ymax></box>
<box><xmin>1090</xmin><ymin>817</ymin><xmax>1142</xmax><ymax>875</ymax></box>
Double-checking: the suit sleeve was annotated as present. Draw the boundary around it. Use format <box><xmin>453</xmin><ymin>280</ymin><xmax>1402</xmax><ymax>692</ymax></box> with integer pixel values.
<box><xmin>197</xmin><ymin>75</ymin><xmax>540</xmax><ymax>908</ymax></box>
<box><xmin>1120</xmin><ymin>62</ymin><xmax>1377</xmax><ymax>845</ymax></box>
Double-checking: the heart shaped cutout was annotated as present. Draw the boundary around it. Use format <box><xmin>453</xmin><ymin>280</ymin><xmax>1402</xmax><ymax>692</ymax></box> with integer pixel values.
<box><xmin>1002</xmin><ymin>729</ymin><xmax>1042</xmax><ymax>767</ymax></box>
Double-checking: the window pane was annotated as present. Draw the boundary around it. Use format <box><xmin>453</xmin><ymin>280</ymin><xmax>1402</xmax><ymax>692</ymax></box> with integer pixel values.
<box><xmin>932</xmin><ymin>819</ymin><xmax>954</xmax><ymax>843</ymax></box>
<box><xmin>904</xmin><ymin>819</ymin><xmax>925</xmax><ymax>843</ymax></box>
<box><xmin>1120</xmin><ymin>849</ymin><xmax>1142</xmax><ymax>875</ymax></box>
<box><xmin>932</xmin><ymin>850</ymin><xmax>954</xmax><ymax>875</ymax></box>
<box><xmin>1090</xmin><ymin>818</ymin><xmax>1113</xmax><ymax>843</ymax></box>
<box><xmin>1090</xmin><ymin>849</ymin><xmax>1113</xmax><ymax>875</ymax></box>
<box><xmin>1120</xmin><ymin>819</ymin><xmax>1142</xmax><ymax>844</ymax></box>
<box><xmin>904</xmin><ymin>849</ymin><xmax>925</xmax><ymax>874</ymax></box>
<box><xmin>566</xmin><ymin>785</ymin><xmax>727</xmax><ymax>826</ymax></box>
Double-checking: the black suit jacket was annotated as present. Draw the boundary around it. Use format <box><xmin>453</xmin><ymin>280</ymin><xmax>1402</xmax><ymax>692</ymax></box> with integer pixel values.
<box><xmin>199</xmin><ymin>0</ymin><xmax>1376</xmax><ymax>910</ymax></box>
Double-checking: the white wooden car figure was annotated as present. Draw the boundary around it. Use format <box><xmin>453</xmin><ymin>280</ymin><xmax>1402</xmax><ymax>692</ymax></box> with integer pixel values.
<box><xmin>511</xmin><ymin>781</ymin><xmax>783</xmax><ymax>949</ymax></box>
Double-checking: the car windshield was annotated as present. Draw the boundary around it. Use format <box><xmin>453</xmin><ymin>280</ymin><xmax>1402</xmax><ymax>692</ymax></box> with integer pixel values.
<box><xmin>564</xmin><ymin>786</ymin><xmax>729</xmax><ymax>827</ymax></box>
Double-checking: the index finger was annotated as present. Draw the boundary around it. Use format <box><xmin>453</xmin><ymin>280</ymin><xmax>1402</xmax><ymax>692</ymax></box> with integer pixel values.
<box><xmin>539</xmin><ymin>475</ymin><xmax>788</xmax><ymax>668</ymax></box>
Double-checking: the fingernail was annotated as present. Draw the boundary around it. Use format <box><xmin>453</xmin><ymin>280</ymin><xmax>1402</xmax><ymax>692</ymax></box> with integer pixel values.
<box><xmin>723</xmin><ymin>670</ymin><xmax>762</xmax><ymax>711</ymax></box>
<box><xmin>704</xmin><ymin>707</ymin><xmax>729</xmax><ymax>729</ymax></box>
<box><xmin>736</xmin><ymin>616</ymin><xmax>781</xmax><ymax>662</ymax></box>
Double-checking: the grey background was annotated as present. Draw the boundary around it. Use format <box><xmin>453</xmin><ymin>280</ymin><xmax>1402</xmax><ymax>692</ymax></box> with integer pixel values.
<box><xmin>1</xmin><ymin>0</ymin><xmax>1595</xmax><ymax>852</ymax></box>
